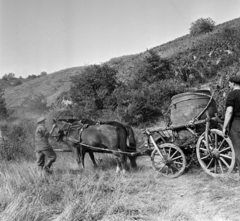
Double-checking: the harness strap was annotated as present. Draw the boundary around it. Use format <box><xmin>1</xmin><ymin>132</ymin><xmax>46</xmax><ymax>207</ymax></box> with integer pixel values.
<box><xmin>62</xmin><ymin>137</ymin><xmax>139</xmax><ymax>156</ymax></box>
<box><xmin>78</xmin><ymin>124</ymin><xmax>89</xmax><ymax>142</ymax></box>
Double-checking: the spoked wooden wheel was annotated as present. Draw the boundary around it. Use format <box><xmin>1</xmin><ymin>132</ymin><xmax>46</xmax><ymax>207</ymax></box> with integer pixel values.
<box><xmin>151</xmin><ymin>143</ymin><xmax>186</xmax><ymax>178</ymax></box>
<box><xmin>196</xmin><ymin>129</ymin><xmax>235</xmax><ymax>177</ymax></box>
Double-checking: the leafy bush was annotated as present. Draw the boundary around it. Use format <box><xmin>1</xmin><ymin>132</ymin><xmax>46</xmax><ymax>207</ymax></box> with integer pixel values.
<box><xmin>190</xmin><ymin>17</ymin><xmax>215</xmax><ymax>36</ymax></box>
<box><xmin>136</xmin><ymin>50</ymin><xmax>174</xmax><ymax>85</ymax></box>
<box><xmin>70</xmin><ymin>64</ymin><xmax>120</xmax><ymax>119</ymax></box>
<box><xmin>114</xmin><ymin>79</ymin><xmax>185</xmax><ymax>125</ymax></box>
<box><xmin>2</xmin><ymin>73</ymin><xmax>15</xmax><ymax>81</ymax></box>
<box><xmin>0</xmin><ymin>119</ymin><xmax>36</xmax><ymax>161</ymax></box>
<box><xmin>40</xmin><ymin>71</ymin><xmax>47</xmax><ymax>77</ymax></box>
<box><xmin>66</xmin><ymin>49</ymin><xmax>188</xmax><ymax>125</ymax></box>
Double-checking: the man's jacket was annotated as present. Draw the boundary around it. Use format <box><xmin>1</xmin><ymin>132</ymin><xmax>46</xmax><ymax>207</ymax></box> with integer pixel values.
<box><xmin>35</xmin><ymin>124</ymin><xmax>52</xmax><ymax>151</ymax></box>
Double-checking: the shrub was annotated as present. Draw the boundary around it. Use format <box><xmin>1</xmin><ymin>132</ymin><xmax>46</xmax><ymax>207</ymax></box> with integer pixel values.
<box><xmin>40</xmin><ymin>71</ymin><xmax>47</xmax><ymax>77</ymax></box>
<box><xmin>221</xmin><ymin>26</ymin><xmax>240</xmax><ymax>43</ymax></box>
<box><xmin>114</xmin><ymin>79</ymin><xmax>185</xmax><ymax>125</ymax></box>
<box><xmin>70</xmin><ymin>64</ymin><xmax>120</xmax><ymax>118</ymax></box>
<box><xmin>190</xmin><ymin>17</ymin><xmax>215</xmax><ymax>36</ymax></box>
<box><xmin>2</xmin><ymin>73</ymin><xmax>15</xmax><ymax>81</ymax></box>
<box><xmin>0</xmin><ymin>119</ymin><xmax>36</xmax><ymax>161</ymax></box>
<box><xmin>137</xmin><ymin>50</ymin><xmax>174</xmax><ymax>85</ymax></box>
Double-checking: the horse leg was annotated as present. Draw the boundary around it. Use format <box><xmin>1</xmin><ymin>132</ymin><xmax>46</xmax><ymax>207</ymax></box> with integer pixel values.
<box><xmin>120</xmin><ymin>154</ymin><xmax>127</xmax><ymax>174</ymax></box>
<box><xmin>115</xmin><ymin>155</ymin><xmax>122</xmax><ymax>174</ymax></box>
<box><xmin>88</xmin><ymin>151</ymin><xmax>98</xmax><ymax>168</ymax></box>
<box><xmin>72</xmin><ymin>145</ymin><xmax>82</xmax><ymax>170</ymax></box>
<box><xmin>128</xmin><ymin>156</ymin><xmax>137</xmax><ymax>169</ymax></box>
<box><xmin>80</xmin><ymin>145</ymin><xmax>86</xmax><ymax>169</ymax></box>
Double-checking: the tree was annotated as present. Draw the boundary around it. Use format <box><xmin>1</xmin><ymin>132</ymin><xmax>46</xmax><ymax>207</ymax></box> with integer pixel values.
<box><xmin>2</xmin><ymin>73</ymin><xmax>15</xmax><ymax>81</ymax></box>
<box><xmin>69</xmin><ymin>64</ymin><xmax>120</xmax><ymax>118</ymax></box>
<box><xmin>27</xmin><ymin>75</ymin><xmax>38</xmax><ymax>80</ymax></box>
<box><xmin>135</xmin><ymin>49</ymin><xmax>174</xmax><ymax>86</ymax></box>
<box><xmin>40</xmin><ymin>71</ymin><xmax>47</xmax><ymax>77</ymax></box>
<box><xmin>190</xmin><ymin>17</ymin><xmax>215</xmax><ymax>36</ymax></box>
<box><xmin>112</xmin><ymin>50</ymin><xmax>183</xmax><ymax>125</ymax></box>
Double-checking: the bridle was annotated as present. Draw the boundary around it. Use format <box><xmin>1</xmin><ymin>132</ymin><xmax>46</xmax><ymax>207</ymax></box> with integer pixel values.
<box><xmin>50</xmin><ymin>122</ymin><xmax>71</xmax><ymax>141</ymax></box>
<box><xmin>50</xmin><ymin>121</ymin><xmax>85</xmax><ymax>143</ymax></box>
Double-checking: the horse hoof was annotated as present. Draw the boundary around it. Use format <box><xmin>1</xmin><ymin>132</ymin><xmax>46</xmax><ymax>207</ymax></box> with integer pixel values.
<box><xmin>131</xmin><ymin>167</ymin><xmax>138</xmax><ymax>172</ymax></box>
<box><xmin>116</xmin><ymin>167</ymin><xmax>121</xmax><ymax>174</ymax></box>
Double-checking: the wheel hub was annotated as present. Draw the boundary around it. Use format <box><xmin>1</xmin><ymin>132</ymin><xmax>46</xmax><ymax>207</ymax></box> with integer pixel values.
<box><xmin>164</xmin><ymin>158</ymin><xmax>172</xmax><ymax>166</ymax></box>
<box><xmin>211</xmin><ymin>149</ymin><xmax>220</xmax><ymax>159</ymax></box>
<box><xmin>165</xmin><ymin>160</ymin><xmax>173</xmax><ymax>167</ymax></box>
<box><xmin>161</xmin><ymin>154</ymin><xmax>171</xmax><ymax>164</ymax></box>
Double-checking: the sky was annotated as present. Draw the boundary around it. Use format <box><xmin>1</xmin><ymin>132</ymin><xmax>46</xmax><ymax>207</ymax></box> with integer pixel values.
<box><xmin>0</xmin><ymin>0</ymin><xmax>239</xmax><ymax>78</ymax></box>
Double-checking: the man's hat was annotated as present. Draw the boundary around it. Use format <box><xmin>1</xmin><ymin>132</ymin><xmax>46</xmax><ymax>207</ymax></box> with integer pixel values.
<box><xmin>229</xmin><ymin>71</ymin><xmax>240</xmax><ymax>84</ymax></box>
<box><xmin>37</xmin><ymin>117</ymin><xmax>46</xmax><ymax>123</ymax></box>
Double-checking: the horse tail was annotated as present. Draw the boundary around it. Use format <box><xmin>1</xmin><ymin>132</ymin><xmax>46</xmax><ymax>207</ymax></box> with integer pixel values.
<box><xmin>125</xmin><ymin>125</ymin><xmax>137</xmax><ymax>151</ymax></box>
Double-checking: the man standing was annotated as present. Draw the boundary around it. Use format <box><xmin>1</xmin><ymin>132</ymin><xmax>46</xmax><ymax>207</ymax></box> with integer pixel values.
<box><xmin>222</xmin><ymin>72</ymin><xmax>240</xmax><ymax>176</ymax></box>
<box><xmin>35</xmin><ymin>116</ymin><xmax>56</xmax><ymax>174</ymax></box>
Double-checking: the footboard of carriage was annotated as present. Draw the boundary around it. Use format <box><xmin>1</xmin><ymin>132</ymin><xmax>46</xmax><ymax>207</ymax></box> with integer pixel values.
<box><xmin>143</xmin><ymin>115</ymin><xmax>235</xmax><ymax>178</ymax></box>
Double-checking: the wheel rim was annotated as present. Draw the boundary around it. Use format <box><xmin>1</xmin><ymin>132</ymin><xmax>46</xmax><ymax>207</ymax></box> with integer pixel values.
<box><xmin>151</xmin><ymin>143</ymin><xmax>186</xmax><ymax>178</ymax></box>
<box><xmin>196</xmin><ymin>129</ymin><xmax>235</xmax><ymax>177</ymax></box>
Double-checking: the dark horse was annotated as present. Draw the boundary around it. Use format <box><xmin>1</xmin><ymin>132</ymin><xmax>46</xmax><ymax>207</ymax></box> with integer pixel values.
<box><xmin>50</xmin><ymin>119</ymin><xmax>129</xmax><ymax>173</ymax></box>
<box><xmin>79</xmin><ymin>119</ymin><xmax>138</xmax><ymax>168</ymax></box>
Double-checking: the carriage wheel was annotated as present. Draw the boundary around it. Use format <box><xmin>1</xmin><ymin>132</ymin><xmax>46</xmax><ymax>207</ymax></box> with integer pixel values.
<box><xmin>196</xmin><ymin>129</ymin><xmax>235</xmax><ymax>177</ymax></box>
<box><xmin>151</xmin><ymin>143</ymin><xmax>186</xmax><ymax>178</ymax></box>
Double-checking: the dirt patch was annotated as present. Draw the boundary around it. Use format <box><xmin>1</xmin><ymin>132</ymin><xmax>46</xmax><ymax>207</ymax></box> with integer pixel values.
<box><xmin>152</xmin><ymin>168</ymin><xmax>240</xmax><ymax>221</ymax></box>
<box><xmin>132</xmin><ymin>155</ymin><xmax>240</xmax><ymax>221</ymax></box>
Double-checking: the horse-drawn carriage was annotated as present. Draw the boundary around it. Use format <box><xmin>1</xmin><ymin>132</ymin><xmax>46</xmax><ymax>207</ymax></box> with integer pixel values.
<box><xmin>145</xmin><ymin>90</ymin><xmax>235</xmax><ymax>178</ymax></box>
<box><xmin>52</xmin><ymin>90</ymin><xmax>235</xmax><ymax>178</ymax></box>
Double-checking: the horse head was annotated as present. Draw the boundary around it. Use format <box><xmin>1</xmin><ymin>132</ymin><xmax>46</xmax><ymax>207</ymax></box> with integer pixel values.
<box><xmin>50</xmin><ymin>119</ymin><xmax>71</xmax><ymax>142</ymax></box>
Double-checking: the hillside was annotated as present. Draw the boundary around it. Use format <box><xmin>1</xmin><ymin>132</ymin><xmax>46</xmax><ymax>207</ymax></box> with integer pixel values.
<box><xmin>108</xmin><ymin>17</ymin><xmax>240</xmax><ymax>84</ymax></box>
<box><xmin>3</xmin><ymin>17</ymin><xmax>240</xmax><ymax>109</ymax></box>
<box><xmin>4</xmin><ymin>66</ymin><xmax>85</xmax><ymax>108</ymax></box>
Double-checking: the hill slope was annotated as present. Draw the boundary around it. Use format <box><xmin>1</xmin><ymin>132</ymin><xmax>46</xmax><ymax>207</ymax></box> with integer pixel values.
<box><xmin>4</xmin><ymin>17</ymin><xmax>240</xmax><ymax>109</ymax></box>
<box><xmin>4</xmin><ymin>67</ymin><xmax>85</xmax><ymax>108</ymax></box>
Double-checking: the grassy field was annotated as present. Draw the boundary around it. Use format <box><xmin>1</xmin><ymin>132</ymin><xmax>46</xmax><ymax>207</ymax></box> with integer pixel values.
<box><xmin>1</xmin><ymin>153</ymin><xmax>240</xmax><ymax>221</ymax></box>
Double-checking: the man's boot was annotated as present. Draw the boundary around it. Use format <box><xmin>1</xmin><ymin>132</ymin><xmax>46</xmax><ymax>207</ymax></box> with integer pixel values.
<box><xmin>43</xmin><ymin>165</ymin><xmax>52</xmax><ymax>174</ymax></box>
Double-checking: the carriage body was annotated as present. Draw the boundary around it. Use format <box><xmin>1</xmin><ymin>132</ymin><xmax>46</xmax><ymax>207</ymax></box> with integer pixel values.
<box><xmin>148</xmin><ymin>90</ymin><xmax>236</xmax><ymax>178</ymax></box>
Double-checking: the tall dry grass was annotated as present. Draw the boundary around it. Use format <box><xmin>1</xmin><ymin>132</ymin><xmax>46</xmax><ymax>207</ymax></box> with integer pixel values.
<box><xmin>1</xmin><ymin>153</ymin><xmax>240</xmax><ymax>221</ymax></box>
<box><xmin>0</xmin><ymin>153</ymin><xmax>171</xmax><ymax>221</ymax></box>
